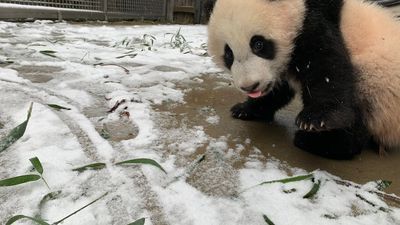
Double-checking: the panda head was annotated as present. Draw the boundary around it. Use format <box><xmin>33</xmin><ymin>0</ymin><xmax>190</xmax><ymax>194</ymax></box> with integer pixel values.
<box><xmin>208</xmin><ymin>0</ymin><xmax>305</xmax><ymax>97</ymax></box>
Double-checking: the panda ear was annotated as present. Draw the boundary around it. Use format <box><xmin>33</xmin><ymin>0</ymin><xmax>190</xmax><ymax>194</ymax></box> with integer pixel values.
<box><xmin>203</xmin><ymin>0</ymin><xmax>217</xmax><ymax>18</ymax></box>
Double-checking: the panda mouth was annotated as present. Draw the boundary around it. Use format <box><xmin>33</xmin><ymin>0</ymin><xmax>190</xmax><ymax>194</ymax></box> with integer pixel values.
<box><xmin>247</xmin><ymin>91</ymin><xmax>264</xmax><ymax>98</ymax></box>
<box><xmin>247</xmin><ymin>83</ymin><xmax>273</xmax><ymax>98</ymax></box>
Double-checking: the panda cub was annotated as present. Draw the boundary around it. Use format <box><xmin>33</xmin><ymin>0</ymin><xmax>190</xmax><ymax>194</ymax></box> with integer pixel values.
<box><xmin>207</xmin><ymin>0</ymin><xmax>400</xmax><ymax>159</ymax></box>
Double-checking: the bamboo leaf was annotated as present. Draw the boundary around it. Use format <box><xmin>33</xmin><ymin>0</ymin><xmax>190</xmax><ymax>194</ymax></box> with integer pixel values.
<box><xmin>29</xmin><ymin>157</ymin><xmax>44</xmax><ymax>175</ymax></box>
<box><xmin>127</xmin><ymin>218</ymin><xmax>145</xmax><ymax>225</ymax></box>
<box><xmin>47</xmin><ymin>104</ymin><xmax>71</xmax><ymax>111</ymax></box>
<box><xmin>99</xmin><ymin>128</ymin><xmax>111</xmax><ymax>140</ymax></box>
<box><xmin>38</xmin><ymin>191</ymin><xmax>62</xmax><ymax>216</ymax></box>
<box><xmin>115</xmin><ymin>158</ymin><xmax>167</xmax><ymax>174</ymax></box>
<box><xmin>29</xmin><ymin>156</ymin><xmax>50</xmax><ymax>189</ymax></box>
<box><xmin>40</xmin><ymin>50</ymin><xmax>57</xmax><ymax>54</ymax></box>
<box><xmin>6</xmin><ymin>215</ymin><xmax>49</xmax><ymax>225</ymax></box>
<box><xmin>263</xmin><ymin>214</ymin><xmax>275</xmax><ymax>225</ymax></box>
<box><xmin>303</xmin><ymin>180</ymin><xmax>321</xmax><ymax>199</ymax></box>
<box><xmin>0</xmin><ymin>103</ymin><xmax>33</xmax><ymax>153</ymax></box>
<box><xmin>53</xmin><ymin>192</ymin><xmax>108</xmax><ymax>225</ymax></box>
<box><xmin>376</xmin><ymin>180</ymin><xmax>392</xmax><ymax>191</ymax></box>
<box><xmin>241</xmin><ymin>174</ymin><xmax>313</xmax><ymax>193</ymax></box>
<box><xmin>72</xmin><ymin>163</ymin><xmax>107</xmax><ymax>173</ymax></box>
<box><xmin>0</xmin><ymin>174</ymin><xmax>41</xmax><ymax>187</ymax></box>
<box><xmin>259</xmin><ymin>174</ymin><xmax>313</xmax><ymax>186</ymax></box>
<box><xmin>39</xmin><ymin>50</ymin><xmax>57</xmax><ymax>58</ymax></box>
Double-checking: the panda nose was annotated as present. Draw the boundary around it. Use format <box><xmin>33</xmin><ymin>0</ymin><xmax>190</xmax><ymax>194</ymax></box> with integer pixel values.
<box><xmin>241</xmin><ymin>82</ymin><xmax>260</xmax><ymax>92</ymax></box>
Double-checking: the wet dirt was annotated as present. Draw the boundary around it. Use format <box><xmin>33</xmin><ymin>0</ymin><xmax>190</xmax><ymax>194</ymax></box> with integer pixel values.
<box><xmin>12</xmin><ymin>65</ymin><xmax>63</xmax><ymax>83</ymax></box>
<box><xmin>84</xmin><ymin>101</ymin><xmax>139</xmax><ymax>142</ymax></box>
<box><xmin>98</xmin><ymin>119</ymin><xmax>139</xmax><ymax>142</ymax></box>
<box><xmin>158</xmin><ymin>74</ymin><xmax>400</xmax><ymax>195</ymax></box>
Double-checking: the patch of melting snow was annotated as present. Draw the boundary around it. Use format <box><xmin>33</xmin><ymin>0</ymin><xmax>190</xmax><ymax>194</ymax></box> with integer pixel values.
<box><xmin>0</xmin><ymin>21</ymin><xmax>399</xmax><ymax>225</ymax></box>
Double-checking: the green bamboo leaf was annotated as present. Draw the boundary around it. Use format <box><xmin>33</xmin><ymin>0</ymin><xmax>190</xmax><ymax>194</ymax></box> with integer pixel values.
<box><xmin>0</xmin><ymin>103</ymin><xmax>33</xmax><ymax>153</ymax></box>
<box><xmin>40</xmin><ymin>50</ymin><xmax>56</xmax><ymax>54</ymax></box>
<box><xmin>376</xmin><ymin>180</ymin><xmax>392</xmax><ymax>191</ymax></box>
<box><xmin>115</xmin><ymin>158</ymin><xmax>167</xmax><ymax>174</ymax></box>
<box><xmin>39</xmin><ymin>50</ymin><xmax>57</xmax><ymax>58</ymax></box>
<box><xmin>47</xmin><ymin>104</ymin><xmax>71</xmax><ymax>111</ymax></box>
<box><xmin>72</xmin><ymin>163</ymin><xmax>107</xmax><ymax>173</ymax></box>
<box><xmin>127</xmin><ymin>218</ymin><xmax>145</xmax><ymax>225</ymax></box>
<box><xmin>0</xmin><ymin>174</ymin><xmax>41</xmax><ymax>187</ymax></box>
<box><xmin>263</xmin><ymin>214</ymin><xmax>275</xmax><ymax>225</ymax></box>
<box><xmin>38</xmin><ymin>191</ymin><xmax>62</xmax><ymax>216</ymax></box>
<box><xmin>6</xmin><ymin>215</ymin><xmax>49</xmax><ymax>225</ymax></box>
<box><xmin>29</xmin><ymin>157</ymin><xmax>44</xmax><ymax>175</ymax></box>
<box><xmin>303</xmin><ymin>180</ymin><xmax>321</xmax><ymax>199</ymax></box>
<box><xmin>259</xmin><ymin>174</ymin><xmax>313</xmax><ymax>186</ymax></box>
<box><xmin>241</xmin><ymin>174</ymin><xmax>313</xmax><ymax>193</ymax></box>
<box><xmin>99</xmin><ymin>128</ymin><xmax>111</xmax><ymax>140</ymax></box>
<box><xmin>53</xmin><ymin>192</ymin><xmax>108</xmax><ymax>225</ymax></box>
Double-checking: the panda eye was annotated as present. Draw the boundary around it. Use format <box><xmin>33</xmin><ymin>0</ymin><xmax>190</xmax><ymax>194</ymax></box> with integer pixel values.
<box><xmin>250</xmin><ymin>35</ymin><xmax>276</xmax><ymax>60</ymax></box>
<box><xmin>253</xmin><ymin>41</ymin><xmax>264</xmax><ymax>52</ymax></box>
<box><xmin>223</xmin><ymin>44</ymin><xmax>234</xmax><ymax>70</ymax></box>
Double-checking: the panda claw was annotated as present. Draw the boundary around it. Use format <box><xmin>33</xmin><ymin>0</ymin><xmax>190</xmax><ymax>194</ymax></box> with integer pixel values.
<box><xmin>304</xmin><ymin>124</ymin><xmax>309</xmax><ymax>130</ymax></box>
<box><xmin>309</xmin><ymin>124</ymin><xmax>314</xmax><ymax>131</ymax></box>
<box><xmin>320</xmin><ymin>121</ymin><xmax>325</xmax><ymax>128</ymax></box>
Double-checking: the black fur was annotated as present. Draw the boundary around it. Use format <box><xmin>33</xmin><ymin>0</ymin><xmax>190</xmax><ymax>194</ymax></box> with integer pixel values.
<box><xmin>231</xmin><ymin>81</ymin><xmax>295</xmax><ymax>121</ymax></box>
<box><xmin>224</xmin><ymin>44</ymin><xmax>234</xmax><ymax>70</ymax></box>
<box><xmin>290</xmin><ymin>0</ymin><xmax>356</xmax><ymax>131</ymax></box>
<box><xmin>294</xmin><ymin>107</ymin><xmax>370</xmax><ymax>159</ymax></box>
<box><xmin>288</xmin><ymin>0</ymin><xmax>371</xmax><ymax>158</ymax></box>
<box><xmin>204</xmin><ymin>0</ymin><xmax>217</xmax><ymax>17</ymax></box>
<box><xmin>250</xmin><ymin>35</ymin><xmax>276</xmax><ymax>60</ymax></box>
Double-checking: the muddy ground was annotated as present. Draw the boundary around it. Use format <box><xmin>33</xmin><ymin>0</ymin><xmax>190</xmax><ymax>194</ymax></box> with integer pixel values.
<box><xmin>158</xmin><ymin>74</ymin><xmax>400</xmax><ymax>195</ymax></box>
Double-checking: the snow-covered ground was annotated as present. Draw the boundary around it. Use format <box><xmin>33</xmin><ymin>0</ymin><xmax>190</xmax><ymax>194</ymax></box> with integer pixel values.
<box><xmin>0</xmin><ymin>21</ymin><xmax>399</xmax><ymax>225</ymax></box>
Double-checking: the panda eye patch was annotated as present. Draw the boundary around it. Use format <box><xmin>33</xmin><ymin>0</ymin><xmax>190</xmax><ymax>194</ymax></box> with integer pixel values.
<box><xmin>223</xmin><ymin>44</ymin><xmax>234</xmax><ymax>70</ymax></box>
<box><xmin>250</xmin><ymin>35</ymin><xmax>276</xmax><ymax>60</ymax></box>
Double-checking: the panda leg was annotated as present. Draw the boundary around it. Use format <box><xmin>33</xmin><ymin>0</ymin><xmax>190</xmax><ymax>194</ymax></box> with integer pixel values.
<box><xmin>294</xmin><ymin>119</ymin><xmax>369</xmax><ymax>159</ymax></box>
<box><xmin>291</xmin><ymin>8</ymin><xmax>358</xmax><ymax>132</ymax></box>
<box><xmin>231</xmin><ymin>80</ymin><xmax>295</xmax><ymax>121</ymax></box>
<box><xmin>294</xmin><ymin>129</ymin><xmax>360</xmax><ymax>159</ymax></box>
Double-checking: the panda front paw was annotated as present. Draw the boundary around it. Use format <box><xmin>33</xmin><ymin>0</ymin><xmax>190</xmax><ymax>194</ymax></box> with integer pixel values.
<box><xmin>230</xmin><ymin>102</ymin><xmax>274</xmax><ymax>121</ymax></box>
<box><xmin>231</xmin><ymin>102</ymin><xmax>257</xmax><ymax>120</ymax></box>
<box><xmin>295</xmin><ymin>108</ymin><xmax>332</xmax><ymax>131</ymax></box>
<box><xmin>295</xmin><ymin>106</ymin><xmax>354</xmax><ymax>131</ymax></box>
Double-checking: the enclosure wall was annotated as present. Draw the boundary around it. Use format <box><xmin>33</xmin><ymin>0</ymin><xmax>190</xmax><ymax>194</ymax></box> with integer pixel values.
<box><xmin>0</xmin><ymin>0</ymin><xmax>167</xmax><ymax>21</ymax></box>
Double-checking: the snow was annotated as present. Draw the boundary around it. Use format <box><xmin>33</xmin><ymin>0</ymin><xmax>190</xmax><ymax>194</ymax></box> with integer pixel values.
<box><xmin>0</xmin><ymin>68</ymin><xmax>28</xmax><ymax>83</ymax></box>
<box><xmin>0</xmin><ymin>21</ymin><xmax>399</xmax><ymax>225</ymax></box>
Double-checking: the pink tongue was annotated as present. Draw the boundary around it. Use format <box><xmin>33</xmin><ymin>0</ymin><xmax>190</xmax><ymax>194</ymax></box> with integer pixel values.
<box><xmin>247</xmin><ymin>91</ymin><xmax>262</xmax><ymax>98</ymax></box>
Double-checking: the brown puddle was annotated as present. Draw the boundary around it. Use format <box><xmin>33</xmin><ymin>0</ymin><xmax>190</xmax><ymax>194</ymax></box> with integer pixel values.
<box><xmin>158</xmin><ymin>74</ymin><xmax>400</xmax><ymax>195</ymax></box>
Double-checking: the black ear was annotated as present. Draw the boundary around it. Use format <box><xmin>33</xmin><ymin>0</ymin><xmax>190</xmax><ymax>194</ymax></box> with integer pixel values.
<box><xmin>203</xmin><ymin>0</ymin><xmax>217</xmax><ymax>20</ymax></box>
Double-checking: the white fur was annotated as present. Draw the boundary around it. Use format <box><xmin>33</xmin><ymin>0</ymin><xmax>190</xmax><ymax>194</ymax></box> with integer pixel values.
<box><xmin>342</xmin><ymin>0</ymin><xmax>400</xmax><ymax>148</ymax></box>
<box><xmin>208</xmin><ymin>0</ymin><xmax>305</xmax><ymax>93</ymax></box>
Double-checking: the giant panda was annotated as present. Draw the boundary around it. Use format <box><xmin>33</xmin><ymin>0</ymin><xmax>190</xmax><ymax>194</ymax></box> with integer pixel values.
<box><xmin>207</xmin><ymin>0</ymin><xmax>400</xmax><ymax>159</ymax></box>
